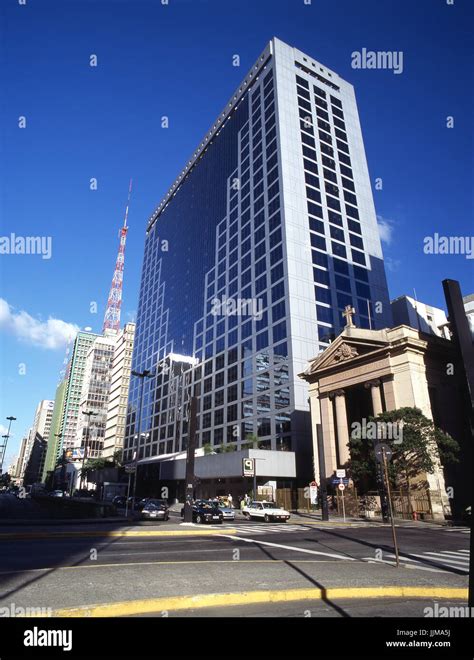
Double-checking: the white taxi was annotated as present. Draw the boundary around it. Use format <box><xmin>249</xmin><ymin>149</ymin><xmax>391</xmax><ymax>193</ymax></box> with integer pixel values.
<box><xmin>242</xmin><ymin>500</ymin><xmax>290</xmax><ymax>522</ymax></box>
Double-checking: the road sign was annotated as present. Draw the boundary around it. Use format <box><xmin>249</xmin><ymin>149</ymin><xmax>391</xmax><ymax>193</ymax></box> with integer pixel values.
<box><xmin>336</xmin><ymin>469</ymin><xmax>346</xmax><ymax>478</ymax></box>
<box><xmin>242</xmin><ymin>457</ymin><xmax>255</xmax><ymax>477</ymax></box>
<box><xmin>125</xmin><ymin>463</ymin><xmax>136</xmax><ymax>474</ymax></box>
<box><xmin>338</xmin><ymin>483</ymin><xmax>345</xmax><ymax>491</ymax></box>
<box><xmin>374</xmin><ymin>443</ymin><xmax>393</xmax><ymax>463</ymax></box>
<box><xmin>309</xmin><ymin>484</ymin><xmax>318</xmax><ymax>504</ymax></box>
<box><xmin>330</xmin><ymin>476</ymin><xmax>349</xmax><ymax>486</ymax></box>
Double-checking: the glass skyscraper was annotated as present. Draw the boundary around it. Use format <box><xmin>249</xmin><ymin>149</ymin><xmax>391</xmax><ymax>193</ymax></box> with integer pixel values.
<box><xmin>125</xmin><ymin>38</ymin><xmax>391</xmax><ymax>492</ymax></box>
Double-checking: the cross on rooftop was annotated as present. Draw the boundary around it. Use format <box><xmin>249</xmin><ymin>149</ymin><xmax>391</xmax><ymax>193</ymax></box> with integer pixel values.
<box><xmin>342</xmin><ymin>305</ymin><xmax>356</xmax><ymax>328</ymax></box>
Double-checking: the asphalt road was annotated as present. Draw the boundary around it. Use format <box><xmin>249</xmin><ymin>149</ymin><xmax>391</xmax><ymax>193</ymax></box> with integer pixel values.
<box><xmin>0</xmin><ymin>514</ymin><xmax>469</xmax><ymax>617</ymax></box>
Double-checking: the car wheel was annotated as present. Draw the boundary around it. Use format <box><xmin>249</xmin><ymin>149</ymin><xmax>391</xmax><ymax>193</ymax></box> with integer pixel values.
<box><xmin>196</xmin><ymin>515</ymin><xmax>203</xmax><ymax>524</ymax></box>
<box><xmin>264</xmin><ymin>514</ymin><xmax>270</xmax><ymax>523</ymax></box>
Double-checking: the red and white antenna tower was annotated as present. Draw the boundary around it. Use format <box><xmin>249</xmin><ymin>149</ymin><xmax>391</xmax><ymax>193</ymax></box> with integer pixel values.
<box><xmin>102</xmin><ymin>179</ymin><xmax>132</xmax><ymax>334</ymax></box>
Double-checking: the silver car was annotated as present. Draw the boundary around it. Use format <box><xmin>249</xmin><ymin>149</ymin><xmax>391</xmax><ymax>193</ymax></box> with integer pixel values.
<box><xmin>218</xmin><ymin>503</ymin><xmax>235</xmax><ymax>520</ymax></box>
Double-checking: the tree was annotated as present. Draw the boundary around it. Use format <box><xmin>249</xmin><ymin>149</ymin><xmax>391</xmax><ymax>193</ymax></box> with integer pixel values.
<box><xmin>112</xmin><ymin>449</ymin><xmax>123</xmax><ymax>468</ymax></box>
<box><xmin>80</xmin><ymin>457</ymin><xmax>114</xmax><ymax>479</ymax></box>
<box><xmin>0</xmin><ymin>472</ymin><xmax>11</xmax><ymax>488</ymax></box>
<box><xmin>347</xmin><ymin>407</ymin><xmax>459</xmax><ymax>496</ymax></box>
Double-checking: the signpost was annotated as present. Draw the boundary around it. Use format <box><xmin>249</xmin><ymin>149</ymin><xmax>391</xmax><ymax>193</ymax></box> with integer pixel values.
<box><xmin>124</xmin><ymin>461</ymin><xmax>136</xmax><ymax>518</ymax></box>
<box><xmin>183</xmin><ymin>396</ymin><xmax>198</xmax><ymax>523</ymax></box>
<box><xmin>338</xmin><ymin>482</ymin><xmax>346</xmax><ymax>521</ymax></box>
<box><xmin>309</xmin><ymin>481</ymin><xmax>318</xmax><ymax>505</ymax></box>
<box><xmin>242</xmin><ymin>457</ymin><xmax>257</xmax><ymax>499</ymax></box>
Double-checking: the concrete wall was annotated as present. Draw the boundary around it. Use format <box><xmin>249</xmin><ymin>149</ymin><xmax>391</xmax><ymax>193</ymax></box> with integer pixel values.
<box><xmin>157</xmin><ymin>449</ymin><xmax>296</xmax><ymax>481</ymax></box>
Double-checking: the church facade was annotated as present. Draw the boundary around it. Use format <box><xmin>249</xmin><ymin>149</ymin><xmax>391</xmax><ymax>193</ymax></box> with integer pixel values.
<box><xmin>299</xmin><ymin>313</ymin><xmax>465</xmax><ymax>521</ymax></box>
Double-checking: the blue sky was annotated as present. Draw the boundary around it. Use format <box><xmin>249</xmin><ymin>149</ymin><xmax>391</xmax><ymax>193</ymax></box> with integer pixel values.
<box><xmin>1</xmin><ymin>0</ymin><xmax>472</xmax><ymax>466</ymax></box>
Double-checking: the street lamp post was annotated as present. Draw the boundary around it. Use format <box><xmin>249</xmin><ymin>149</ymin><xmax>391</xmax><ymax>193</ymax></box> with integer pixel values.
<box><xmin>130</xmin><ymin>369</ymin><xmax>154</xmax><ymax>513</ymax></box>
<box><xmin>80</xmin><ymin>411</ymin><xmax>97</xmax><ymax>491</ymax></box>
<box><xmin>0</xmin><ymin>416</ymin><xmax>17</xmax><ymax>475</ymax></box>
<box><xmin>252</xmin><ymin>457</ymin><xmax>267</xmax><ymax>500</ymax></box>
<box><xmin>183</xmin><ymin>395</ymin><xmax>198</xmax><ymax>523</ymax></box>
<box><xmin>54</xmin><ymin>434</ymin><xmax>70</xmax><ymax>491</ymax></box>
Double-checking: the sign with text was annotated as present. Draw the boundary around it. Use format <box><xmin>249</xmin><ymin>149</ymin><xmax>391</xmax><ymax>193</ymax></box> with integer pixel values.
<box><xmin>242</xmin><ymin>457</ymin><xmax>255</xmax><ymax>477</ymax></box>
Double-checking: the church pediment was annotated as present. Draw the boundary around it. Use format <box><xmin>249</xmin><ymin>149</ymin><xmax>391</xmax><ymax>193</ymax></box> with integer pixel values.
<box><xmin>303</xmin><ymin>331</ymin><xmax>390</xmax><ymax>377</ymax></box>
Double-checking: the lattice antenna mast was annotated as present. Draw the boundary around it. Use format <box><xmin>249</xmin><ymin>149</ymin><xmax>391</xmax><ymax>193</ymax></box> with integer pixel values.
<box><xmin>102</xmin><ymin>179</ymin><xmax>132</xmax><ymax>334</ymax></box>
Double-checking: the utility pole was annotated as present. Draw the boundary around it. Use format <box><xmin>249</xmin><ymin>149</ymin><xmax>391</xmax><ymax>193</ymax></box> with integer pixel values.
<box><xmin>0</xmin><ymin>416</ymin><xmax>16</xmax><ymax>475</ymax></box>
<box><xmin>130</xmin><ymin>369</ymin><xmax>154</xmax><ymax>511</ymax></box>
<box><xmin>183</xmin><ymin>395</ymin><xmax>197</xmax><ymax>523</ymax></box>
<box><xmin>375</xmin><ymin>442</ymin><xmax>399</xmax><ymax>567</ymax></box>
<box><xmin>80</xmin><ymin>411</ymin><xmax>97</xmax><ymax>491</ymax></box>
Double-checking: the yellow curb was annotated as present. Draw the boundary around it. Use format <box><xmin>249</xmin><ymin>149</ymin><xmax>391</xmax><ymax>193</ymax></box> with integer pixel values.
<box><xmin>0</xmin><ymin>528</ymin><xmax>236</xmax><ymax>541</ymax></box>
<box><xmin>47</xmin><ymin>586</ymin><xmax>468</xmax><ymax>617</ymax></box>
<box><xmin>288</xmin><ymin>521</ymin><xmax>367</xmax><ymax>525</ymax></box>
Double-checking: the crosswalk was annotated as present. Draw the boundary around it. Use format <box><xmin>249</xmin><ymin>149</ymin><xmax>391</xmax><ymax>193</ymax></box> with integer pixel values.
<box><xmin>363</xmin><ymin>549</ymin><xmax>470</xmax><ymax>574</ymax></box>
<box><xmin>225</xmin><ymin>523</ymin><xmax>312</xmax><ymax>535</ymax></box>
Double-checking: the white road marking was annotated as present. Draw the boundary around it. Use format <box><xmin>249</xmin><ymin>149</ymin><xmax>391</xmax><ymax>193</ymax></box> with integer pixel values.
<box><xmin>363</xmin><ymin>557</ymin><xmax>446</xmax><ymax>574</ymax></box>
<box><xmin>221</xmin><ymin>534</ymin><xmax>356</xmax><ymax>560</ymax></box>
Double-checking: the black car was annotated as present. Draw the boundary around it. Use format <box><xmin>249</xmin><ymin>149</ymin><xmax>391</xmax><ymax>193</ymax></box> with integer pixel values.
<box><xmin>140</xmin><ymin>499</ymin><xmax>169</xmax><ymax>521</ymax></box>
<box><xmin>112</xmin><ymin>495</ymin><xmax>127</xmax><ymax>507</ymax></box>
<box><xmin>180</xmin><ymin>501</ymin><xmax>223</xmax><ymax>524</ymax></box>
<box><xmin>126</xmin><ymin>496</ymin><xmax>143</xmax><ymax>511</ymax></box>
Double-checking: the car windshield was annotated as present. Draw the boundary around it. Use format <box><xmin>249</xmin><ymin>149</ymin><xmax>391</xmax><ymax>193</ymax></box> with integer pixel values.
<box><xmin>262</xmin><ymin>503</ymin><xmax>277</xmax><ymax>509</ymax></box>
<box><xmin>200</xmin><ymin>502</ymin><xmax>219</xmax><ymax>509</ymax></box>
<box><xmin>145</xmin><ymin>499</ymin><xmax>166</xmax><ymax>508</ymax></box>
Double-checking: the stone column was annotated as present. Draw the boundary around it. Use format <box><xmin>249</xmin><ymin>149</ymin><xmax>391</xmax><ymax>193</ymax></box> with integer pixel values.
<box><xmin>319</xmin><ymin>395</ymin><xmax>337</xmax><ymax>475</ymax></box>
<box><xmin>365</xmin><ymin>380</ymin><xmax>383</xmax><ymax>416</ymax></box>
<box><xmin>382</xmin><ymin>377</ymin><xmax>397</xmax><ymax>411</ymax></box>
<box><xmin>331</xmin><ymin>389</ymin><xmax>350</xmax><ymax>466</ymax></box>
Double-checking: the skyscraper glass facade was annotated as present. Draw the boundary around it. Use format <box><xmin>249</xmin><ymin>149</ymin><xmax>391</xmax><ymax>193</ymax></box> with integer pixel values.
<box><xmin>125</xmin><ymin>38</ymin><xmax>391</xmax><ymax>482</ymax></box>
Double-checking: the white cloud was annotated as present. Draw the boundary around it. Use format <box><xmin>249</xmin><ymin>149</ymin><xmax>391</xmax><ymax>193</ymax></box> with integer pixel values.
<box><xmin>0</xmin><ymin>298</ymin><xmax>79</xmax><ymax>350</ymax></box>
<box><xmin>377</xmin><ymin>214</ymin><xmax>395</xmax><ymax>245</ymax></box>
<box><xmin>385</xmin><ymin>257</ymin><xmax>401</xmax><ymax>272</ymax></box>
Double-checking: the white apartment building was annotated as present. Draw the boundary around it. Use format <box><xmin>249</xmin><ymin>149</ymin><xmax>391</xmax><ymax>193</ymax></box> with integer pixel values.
<box><xmin>73</xmin><ymin>335</ymin><xmax>116</xmax><ymax>462</ymax></box>
<box><xmin>21</xmin><ymin>400</ymin><xmax>54</xmax><ymax>482</ymax></box>
<box><xmin>102</xmin><ymin>322</ymin><xmax>136</xmax><ymax>459</ymax></box>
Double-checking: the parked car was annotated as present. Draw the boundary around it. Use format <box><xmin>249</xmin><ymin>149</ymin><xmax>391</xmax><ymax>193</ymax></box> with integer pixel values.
<box><xmin>218</xmin><ymin>502</ymin><xmax>235</xmax><ymax>520</ymax></box>
<box><xmin>48</xmin><ymin>490</ymin><xmax>65</xmax><ymax>498</ymax></box>
<box><xmin>126</xmin><ymin>496</ymin><xmax>143</xmax><ymax>511</ymax></box>
<box><xmin>180</xmin><ymin>501</ymin><xmax>223</xmax><ymax>524</ymax></box>
<box><xmin>73</xmin><ymin>489</ymin><xmax>95</xmax><ymax>499</ymax></box>
<box><xmin>242</xmin><ymin>501</ymin><xmax>290</xmax><ymax>522</ymax></box>
<box><xmin>112</xmin><ymin>495</ymin><xmax>127</xmax><ymax>507</ymax></box>
<box><xmin>140</xmin><ymin>499</ymin><xmax>169</xmax><ymax>521</ymax></box>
